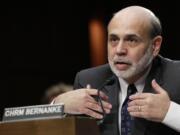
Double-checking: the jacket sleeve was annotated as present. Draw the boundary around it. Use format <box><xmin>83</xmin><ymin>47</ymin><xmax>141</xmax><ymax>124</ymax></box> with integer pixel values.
<box><xmin>73</xmin><ymin>72</ymin><xmax>82</xmax><ymax>89</ymax></box>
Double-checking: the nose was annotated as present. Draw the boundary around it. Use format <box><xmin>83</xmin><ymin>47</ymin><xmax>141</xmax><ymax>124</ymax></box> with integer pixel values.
<box><xmin>116</xmin><ymin>41</ymin><xmax>127</xmax><ymax>55</ymax></box>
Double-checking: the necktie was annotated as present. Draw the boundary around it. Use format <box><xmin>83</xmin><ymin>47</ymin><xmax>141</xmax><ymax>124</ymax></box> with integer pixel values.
<box><xmin>121</xmin><ymin>84</ymin><xmax>137</xmax><ymax>135</ymax></box>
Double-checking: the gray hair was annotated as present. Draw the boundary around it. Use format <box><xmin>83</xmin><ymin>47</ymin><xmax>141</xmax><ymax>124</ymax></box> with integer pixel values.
<box><xmin>149</xmin><ymin>15</ymin><xmax>162</xmax><ymax>38</ymax></box>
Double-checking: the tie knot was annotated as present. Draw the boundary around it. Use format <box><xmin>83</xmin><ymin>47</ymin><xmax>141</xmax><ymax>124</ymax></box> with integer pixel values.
<box><xmin>127</xmin><ymin>84</ymin><xmax>137</xmax><ymax>96</ymax></box>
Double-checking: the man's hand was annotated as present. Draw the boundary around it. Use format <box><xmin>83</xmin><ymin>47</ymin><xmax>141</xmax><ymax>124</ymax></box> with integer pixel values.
<box><xmin>54</xmin><ymin>88</ymin><xmax>112</xmax><ymax>119</ymax></box>
<box><xmin>127</xmin><ymin>79</ymin><xmax>171</xmax><ymax>122</ymax></box>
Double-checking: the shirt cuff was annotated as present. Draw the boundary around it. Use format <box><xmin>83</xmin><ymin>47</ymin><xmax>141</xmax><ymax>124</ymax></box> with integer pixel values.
<box><xmin>162</xmin><ymin>101</ymin><xmax>180</xmax><ymax>132</ymax></box>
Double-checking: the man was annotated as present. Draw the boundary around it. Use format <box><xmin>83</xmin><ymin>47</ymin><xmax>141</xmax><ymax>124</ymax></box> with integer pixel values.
<box><xmin>54</xmin><ymin>6</ymin><xmax>180</xmax><ymax>135</ymax></box>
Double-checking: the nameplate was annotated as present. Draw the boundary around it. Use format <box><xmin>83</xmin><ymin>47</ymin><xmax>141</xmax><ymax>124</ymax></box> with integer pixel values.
<box><xmin>3</xmin><ymin>104</ymin><xmax>65</xmax><ymax>122</ymax></box>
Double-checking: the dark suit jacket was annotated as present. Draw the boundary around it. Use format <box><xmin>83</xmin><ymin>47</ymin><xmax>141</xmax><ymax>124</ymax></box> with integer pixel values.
<box><xmin>73</xmin><ymin>55</ymin><xmax>180</xmax><ymax>135</ymax></box>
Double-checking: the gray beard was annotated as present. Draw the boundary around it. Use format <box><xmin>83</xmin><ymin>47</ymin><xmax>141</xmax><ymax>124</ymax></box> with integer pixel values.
<box><xmin>108</xmin><ymin>46</ymin><xmax>154</xmax><ymax>80</ymax></box>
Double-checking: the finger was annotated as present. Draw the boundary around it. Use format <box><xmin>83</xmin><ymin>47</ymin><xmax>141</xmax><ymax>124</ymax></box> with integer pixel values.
<box><xmin>128</xmin><ymin>105</ymin><xmax>142</xmax><ymax>112</ymax></box>
<box><xmin>85</xmin><ymin>99</ymin><xmax>111</xmax><ymax>114</ymax></box>
<box><xmin>85</xmin><ymin>95</ymin><xmax>111</xmax><ymax>113</ymax></box>
<box><xmin>104</xmin><ymin>108</ymin><xmax>111</xmax><ymax>114</ymax></box>
<box><xmin>151</xmin><ymin>79</ymin><xmax>165</xmax><ymax>94</ymax></box>
<box><xmin>98</xmin><ymin>91</ymin><xmax>109</xmax><ymax>100</ymax></box>
<box><xmin>129</xmin><ymin>111</ymin><xmax>145</xmax><ymax>118</ymax></box>
<box><xmin>85</xmin><ymin>101</ymin><xmax>103</xmax><ymax>113</ymax></box>
<box><xmin>101</xmin><ymin>100</ymin><xmax>112</xmax><ymax>109</ymax></box>
<box><xmin>83</xmin><ymin>108</ymin><xmax>103</xmax><ymax>119</ymax></box>
<box><xmin>86</xmin><ymin>89</ymin><xmax>109</xmax><ymax>100</ymax></box>
<box><xmin>128</xmin><ymin>99</ymin><xmax>146</xmax><ymax>106</ymax></box>
<box><xmin>85</xmin><ymin>89</ymin><xmax>98</xmax><ymax>95</ymax></box>
<box><xmin>86</xmin><ymin>84</ymin><xmax>91</xmax><ymax>89</ymax></box>
<box><xmin>129</xmin><ymin>92</ymin><xmax>151</xmax><ymax>100</ymax></box>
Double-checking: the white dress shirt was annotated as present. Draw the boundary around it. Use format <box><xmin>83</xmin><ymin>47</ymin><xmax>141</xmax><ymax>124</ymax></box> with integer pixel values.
<box><xmin>118</xmin><ymin>70</ymin><xmax>180</xmax><ymax>133</ymax></box>
<box><xmin>163</xmin><ymin>102</ymin><xmax>180</xmax><ymax>132</ymax></box>
<box><xmin>118</xmin><ymin>71</ymin><xmax>147</xmax><ymax>134</ymax></box>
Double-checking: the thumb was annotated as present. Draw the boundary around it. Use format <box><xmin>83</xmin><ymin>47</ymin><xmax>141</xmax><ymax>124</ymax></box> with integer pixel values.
<box><xmin>151</xmin><ymin>79</ymin><xmax>165</xmax><ymax>94</ymax></box>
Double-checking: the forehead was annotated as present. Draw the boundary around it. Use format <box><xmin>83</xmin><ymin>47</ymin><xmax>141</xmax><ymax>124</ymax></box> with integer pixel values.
<box><xmin>108</xmin><ymin>12</ymin><xmax>151</xmax><ymax>38</ymax></box>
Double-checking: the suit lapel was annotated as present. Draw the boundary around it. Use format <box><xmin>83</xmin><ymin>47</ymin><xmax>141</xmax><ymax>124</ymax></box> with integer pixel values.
<box><xmin>144</xmin><ymin>56</ymin><xmax>163</xmax><ymax>93</ymax></box>
<box><xmin>132</xmin><ymin>56</ymin><xmax>163</xmax><ymax>135</ymax></box>
<box><xmin>103</xmin><ymin>75</ymin><xmax>120</xmax><ymax>109</ymax></box>
<box><xmin>103</xmin><ymin>75</ymin><xmax>120</xmax><ymax>135</ymax></box>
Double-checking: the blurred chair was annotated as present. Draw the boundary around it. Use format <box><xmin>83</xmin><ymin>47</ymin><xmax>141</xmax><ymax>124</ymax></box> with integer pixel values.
<box><xmin>41</xmin><ymin>82</ymin><xmax>73</xmax><ymax>104</ymax></box>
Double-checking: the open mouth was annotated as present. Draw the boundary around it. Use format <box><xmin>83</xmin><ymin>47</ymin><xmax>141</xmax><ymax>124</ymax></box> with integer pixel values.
<box><xmin>114</xmin><ymin>61</ymin><xmax>131</xmax><ymax>70</ymax></box>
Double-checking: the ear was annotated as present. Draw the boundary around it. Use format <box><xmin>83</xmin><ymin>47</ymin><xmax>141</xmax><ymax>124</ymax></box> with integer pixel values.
<box><xmin>152</xmin><ymin>35</ymin><xmax>162</xmax><ymax>57</ymax></box>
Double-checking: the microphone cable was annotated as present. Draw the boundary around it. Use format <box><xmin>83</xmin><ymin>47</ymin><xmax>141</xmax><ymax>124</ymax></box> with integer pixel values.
<box><xmin>97</xmin><ymin>76</ymin><xmax>115</xmax><ymax>124</ymax></box>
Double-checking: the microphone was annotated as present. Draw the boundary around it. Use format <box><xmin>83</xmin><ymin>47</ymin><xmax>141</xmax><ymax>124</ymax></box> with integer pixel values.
<box><xmin>72</xmin><ymin>77</ymin><xmax>115</xmax><ymax>119</ymax></box>
<box><xmin>97</xmin><ymin>76</ymin><xmax>115</xmax><ymax>124</ymax></box>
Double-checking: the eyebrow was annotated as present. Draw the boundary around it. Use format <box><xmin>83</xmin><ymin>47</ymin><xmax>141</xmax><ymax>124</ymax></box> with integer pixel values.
<box><xmin>108</xmin><ymin>34</ymin><xmax>119</xmax><ymax>38</ymax></box>
<box><xmin>108</xmin><ymin>33</ymin><xmax>140</xmax><ymax>38</ymax></box>
<box><xmin>125</xmin><ymin>34</ymin><xmax>140</xmax><ymax>38</ymax></box>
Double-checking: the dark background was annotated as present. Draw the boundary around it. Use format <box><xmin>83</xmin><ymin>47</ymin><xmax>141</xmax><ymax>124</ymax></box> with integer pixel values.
<box><xmin>1</xmin><ymin>1</ymin><xmax>180</xmax><ymax>118</ymax></box>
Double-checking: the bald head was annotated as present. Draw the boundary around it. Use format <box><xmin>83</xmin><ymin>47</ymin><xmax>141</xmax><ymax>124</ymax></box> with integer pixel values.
<box><xmin>115</xmin><ymin>6</ymin><xmax>155</xmax><ymax>17</ymax></box>
<box><xmin>108</xmin><ymin>6</ymin><xmax>162</xmax><ymax>39</ymax></box>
